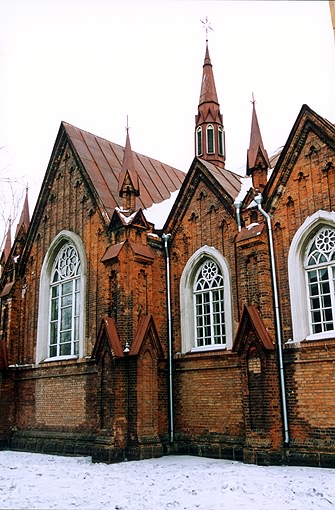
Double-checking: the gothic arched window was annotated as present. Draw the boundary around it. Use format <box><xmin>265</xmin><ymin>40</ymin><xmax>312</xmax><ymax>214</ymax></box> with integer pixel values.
<box><xmin>49</xmin><ymin>243</ymin><xmax>81</xmax><ymax>357</ymax></box>
<box><xmin>206</xmin><ymin>125</ymin><xmax>214</xmax><ymax>154</ymax></box>
<box><xmin>180</xmin><ymin>246</ymin><xmax>233</xmax><ymax>353</ymax></box>
<box><xmin>196</xmin><ymin>127</ymin><xmax>203</xmax><ymax>156</ymax></box>
<box><xmin>194</xmin><ymin>259</ymin><xmax>225</xmax><ymax>347</ymax></box>
<box><xmin>305</xmin><ymin>227</ymin><xmax>335</xmax><ymax>335</ymax></box>
<box><xmin>36</xmin><ymin>231</ymin><xmax>86</xmax><ymax>363</ymax></box>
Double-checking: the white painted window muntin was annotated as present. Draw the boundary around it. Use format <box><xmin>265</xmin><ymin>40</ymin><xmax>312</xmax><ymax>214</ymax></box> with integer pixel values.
<box><xmin>194</xmin><ymin>259</ymin><xmax>226</xmax><ymax>347</ymax></box>
<box><xmin>49</xmin><ymin>243</ymin><xmax>81</xmax><ymax>358</ymax></box>
<box><xmin>288</xmin><ymin>211</ymin><xmax>335</xmax><ymax>342</ymax></box>
<box><xmin>180</xmin><ymin>246</ymin><xmax>233</xmax><ymax>353</ymax></box>
<box><xmin>304</xmin><ymin>227</ymin><xmax>335</xmax><ymax>335</ymax></box>
<box><xmin>36</xmin><ymin>231</ymin><xmax>86</xmax><ymax>364</ymax></box>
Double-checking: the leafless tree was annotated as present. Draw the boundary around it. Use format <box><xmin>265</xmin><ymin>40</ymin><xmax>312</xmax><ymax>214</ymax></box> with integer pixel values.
<box><xmin>0</xmin><ymin>145</ymin><xmax>25</xmax><ymax>254</ymax></box>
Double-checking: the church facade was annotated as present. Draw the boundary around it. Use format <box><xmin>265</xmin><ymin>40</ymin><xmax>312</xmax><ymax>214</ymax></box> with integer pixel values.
<box><xmin>1</xmin><ymin>40</ymin><xmax>335</xmax><ymax>467</ymax></box>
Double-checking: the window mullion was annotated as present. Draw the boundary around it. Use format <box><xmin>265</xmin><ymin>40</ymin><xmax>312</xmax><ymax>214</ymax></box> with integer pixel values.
<box><xmin>209</xmin><ymin>289</ymin><xmax>214</xmax><ymax>346</ymax></box>
<box><xmin>329</xmin><ymin>266</ymin><xmax>335</xmax><ymax>330</ymax></box>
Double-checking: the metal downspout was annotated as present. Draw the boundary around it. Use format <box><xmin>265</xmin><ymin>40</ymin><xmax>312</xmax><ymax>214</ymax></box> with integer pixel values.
<box><xmin>254</xmin><ymin>194</ymin><xmax>289</xmax><ymax>445</ymax></box>
<box><xmin>162</xmin><ymin>233</ymin><xmax>174</xmax><ymax>444</ymax></box>
<box><xmin>234</xmin><ymin>200</ymin><xmax>242</xmax><ymax>232</ymax></box>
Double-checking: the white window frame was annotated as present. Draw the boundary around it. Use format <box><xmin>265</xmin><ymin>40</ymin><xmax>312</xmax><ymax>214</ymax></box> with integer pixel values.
<box><xmin>305</xmin><ymin>227</ymin><xmax>335</xmax><ymax>335</ymax></box>
<box><xmin>194</xmin><ymin>259</ymin><xmax>225</xmax><ymax>348</ymax></box>
<box><xmin>180</xmin><ymin>246</ymin><xmax>233</xmax><ymax>353</ymax></box>
<box><xmin>206</xmin><ymin>124</ymin><xmax>215</xmax><ymax>154</ymax></box>
<box><xmin>36</xmin><ymin>231</ymin><xmax>86</xmax><ymax>363</ymax></box>
<box><xmin>218</xmin><ymin>126</ymin><xmax>224</xmax><ymax>156</ymax></box>
<box><xmin>196</xmin><ymin>126</ymin><xmax>203</xmax><ymax>156</ymax></box>
<box><xmin>288</xmin><ymin>210</ymin><xmax>335</xmax><ymax>342</ymax></box>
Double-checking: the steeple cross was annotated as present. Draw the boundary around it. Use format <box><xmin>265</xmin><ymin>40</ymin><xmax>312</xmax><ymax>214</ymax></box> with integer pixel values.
<box><xmin>126</xmin><ymin>114</ymin><xmax>130</xmax><ymax>134</ymax></box>
<box><xmin>201</xmin><ymin>16</ymin><xmax>213</xmax><ymax>41</ymax></box>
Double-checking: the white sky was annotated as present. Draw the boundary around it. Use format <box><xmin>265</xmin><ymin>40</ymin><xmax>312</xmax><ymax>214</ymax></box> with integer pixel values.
<box><xmin>0</xmin><ymin>0</ymin><xmax>334</xmax><ymax>246</ymax></box>
<box><xmin>1</xmin><ymin>450</ymin><xmax>335</xmax><ymax>509</ymax></box>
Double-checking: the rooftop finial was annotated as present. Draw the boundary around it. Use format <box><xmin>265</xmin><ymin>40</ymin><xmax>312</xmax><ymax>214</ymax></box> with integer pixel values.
<box><xmin>201</xmin><ymin>16</ymin><xmax>213</xmax><ymax>42</ymax></box>
<box><xmin>251</xmin><ymin>92</ymin><xmax>256</xmax><ymax>105</ymax></box>
<box><xmin>126</xmin><ymin>114</ymin><xmax>129</xmax><ymax>134</ymax></box>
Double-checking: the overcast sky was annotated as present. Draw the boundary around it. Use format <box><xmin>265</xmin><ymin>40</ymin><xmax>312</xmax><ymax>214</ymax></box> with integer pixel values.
<box><xmin>0</xmin><ymin>0</ymin><xmax>334</xmax><ymax>246</ymax></box>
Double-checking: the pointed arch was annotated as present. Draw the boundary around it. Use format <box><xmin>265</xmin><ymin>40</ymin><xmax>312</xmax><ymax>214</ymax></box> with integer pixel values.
<box><xmin>206</xmin><ymin>124</ymin><xmax>215</xmax><ymax>154</ymax></box>
<box><xmin>218</xmin><ymin>126</ymin><xmax>225</xmax><ymax>157</ymax></box>
<box><xmin>288</xmin><ymin>211</ymin><xmax>335</xmax><ymax>342</ymax></box>
<box><xmin>36</xmin><ymin>230</ymin><xmax>87</xmax><ymax>363</ymax></box>
<box><xmin>196</xmin><ymin>126</ymin><xmax>203</xmax><ymax>157</ymax></box>
<box><xmin>180</xmin><ymin>246</ymin><xmax>233</xmax><ymax>353</ymax></box>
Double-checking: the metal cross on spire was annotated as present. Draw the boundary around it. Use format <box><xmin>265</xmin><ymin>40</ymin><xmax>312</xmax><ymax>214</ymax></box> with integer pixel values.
<box><xmin>126</xmin><ymin>114</ymin><xmax>130</xmax><ymax>134</ymax></box>
<box><xmin>251</xmin><ymin>92</ymin><xmax>256</xmax><ymax>105</ymax></box>
<box><xmin>201</xmin><ymin>16</ymin><xmax>213</xmax><ymax>41</ymax></box>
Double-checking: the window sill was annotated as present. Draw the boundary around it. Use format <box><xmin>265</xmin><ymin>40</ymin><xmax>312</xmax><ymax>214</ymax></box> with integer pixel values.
<box><xmin>191</xmin><ymin>344</ymin><xmax>227</xmax><ymax>353</ymax></box>
<box><xmin>306</xmin><ymin>331</ymin><xmax>335</xmax><ymax>342</ymax></box>
<box><xmin>41</xmin><ymin>355</ymin><xmax>79</xmax><ymax>363</ymax></box>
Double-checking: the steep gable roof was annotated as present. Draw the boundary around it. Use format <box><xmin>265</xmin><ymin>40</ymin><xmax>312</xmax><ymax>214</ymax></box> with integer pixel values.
<box><xmin>233</xmin><ymin>305</ymin><xmax>274</xmax><ymax>354</ymax></box>
<box><xmin>18</xmin><ymin>122</ymin><xmax>186</xmax><ymax>268</ymax></box>
<box><xmin>92</xmin><ymin>316</ymin><xmax>124</xmax><ymax>359</ymax></box>
<box><xmin>129</xmin><ymin>314</ymin><xmax>164</xmax><ymax>358</ymax></box>
<box><xmin>263</xmin><ymin>104</ymin><xmax>335</xmax><ymax>207</ymax></box>
<box><xmin>164</xmin><ymin>157</ymin><xmax>242</xmax><ymax>233</ymax></box>
<box><xmin>63</xmin><ymin>122</ymin><xmax>186</xmax><ymax>220</ymax></box>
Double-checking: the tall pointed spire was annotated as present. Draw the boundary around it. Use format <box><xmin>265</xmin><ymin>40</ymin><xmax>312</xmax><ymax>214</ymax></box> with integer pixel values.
<box><xmin>247</xmin><ymin>97</ymin><xmax>270</xmax><ymax>191</ymax></box>
<box><xmin>118</xmin><ymin>123</ymin><xmax>140</xmax><ymax>212</ymax></box>
<box><xmin>15</xmin><ymin>186</ymin><xmax>30</xmax><ymax>237</ymax></box>
<box><xmin>195</xmin><ymin>20</ymin><xmax>225</xmax><ymax>168</ymax></box>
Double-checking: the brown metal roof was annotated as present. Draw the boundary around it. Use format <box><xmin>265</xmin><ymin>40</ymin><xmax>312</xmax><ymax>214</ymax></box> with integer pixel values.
<box><xmin>63</xmin><ymin>122</ymin><xmax>186</xmax><ymax>220</ymax></box>
<box><xmin>247</xmin><ymin>102</ymin><xmax>270</xmax><ymax>175</ymax></box>
<box><xmin>198</xmin><ymin>158</ymin><xmax>243</xmax><ymax>200</ymax></box>
<box><xmin>233</xmin><ymin>305</ymin><xmax>275</xmax><ymax>353</ymax></box>
<box><xmin>0</xmin><ymin>281</ymin><xmax>15</xmax><ymax>298</ymax></box>
<box><xmin>236</xmin><ymin>223</ymin><xmax>265</xmax><ymax>242</ymax></box>
<box><xmin>92</xmin><ymin>316</ymin><xmax>124</xmax><ymax>359</ymax></box>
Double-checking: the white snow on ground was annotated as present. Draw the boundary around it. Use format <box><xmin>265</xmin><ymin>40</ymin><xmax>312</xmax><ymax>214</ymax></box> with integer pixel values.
<box><xmin>0</xmin><ymin>451</ymin><xmax>335</xmax><ymax>510</ymax></box>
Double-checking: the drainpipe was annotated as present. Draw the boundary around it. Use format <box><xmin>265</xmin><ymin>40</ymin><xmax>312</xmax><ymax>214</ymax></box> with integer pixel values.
<box><xmin>162</xmin><ymin>232</ymin><xmax>174</xmax><ymax>444</ymax></box>
<box><xmin>234</xmin><ymin>200</ymin><xmax>242</xmax><ymax>232</ymax></box>
<box><xmin>233</xmin><ymin>200</ymin><xmax>242</xmax><ymax>321</ymax></box>
<box><xmin>254</xmin><ymin>193</ymin><xmax>289</xmax><ymax>445</ymax></box>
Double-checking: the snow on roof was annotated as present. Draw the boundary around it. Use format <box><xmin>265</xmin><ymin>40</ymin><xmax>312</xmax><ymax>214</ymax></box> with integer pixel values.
<box><xmin>235</xmin><ymin>176</ymin><xmax>252</xmax><ymax>203</ymax></box>
<box><xmin>143</xmin><ymin>189</ymin><xmax>180</xmax><ymax>230</ymax></box>
<box><xmin>115</xmin><ymin>208</ymin><xmax>137</xmax><ymax>225</ymax></box>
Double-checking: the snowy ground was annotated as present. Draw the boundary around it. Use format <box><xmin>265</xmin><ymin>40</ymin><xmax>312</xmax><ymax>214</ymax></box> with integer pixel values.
<box><xmin>0</xmin><ymin>451</ymin><xmax>335</xmax><ymax>510</ymax></box>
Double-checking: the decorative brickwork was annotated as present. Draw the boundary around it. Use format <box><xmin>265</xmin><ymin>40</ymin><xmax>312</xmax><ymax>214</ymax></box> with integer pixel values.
<box><xmin>1</xmin><ymin>43</ymin><xmax>335</xmax><ymax>468</ymax></box>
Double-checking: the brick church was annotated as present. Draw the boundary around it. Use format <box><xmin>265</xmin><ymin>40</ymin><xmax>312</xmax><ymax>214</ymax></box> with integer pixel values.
<box><xmin>1</xmin><ymin>37</ymin><xmax>335</xmax><ymax>467</ymax></box>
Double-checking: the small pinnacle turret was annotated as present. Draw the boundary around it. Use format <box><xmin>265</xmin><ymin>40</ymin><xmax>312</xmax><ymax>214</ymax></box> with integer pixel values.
<box><xmin>15</xmin><ymin>187</ymin><xmax>30</xmax><ymax>238</ymax></box>
<box><xmin>118</xmin><ymin>128</ymin><xmax>140</xmax><ymax>213</ymax></box>
<box><xmin>247</xmin><ymin>99</ymin><xmax>270</xmax><ymax>191</ymax></box>
<box><xmin>2</xmin><ymin>220</ymin><xmax>12</xmax><ymax>265</ymax></box>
